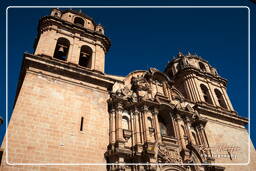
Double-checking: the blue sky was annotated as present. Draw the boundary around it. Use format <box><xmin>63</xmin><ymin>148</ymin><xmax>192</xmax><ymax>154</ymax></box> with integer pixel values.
<box><xmin>0</xmin><ymin>0</ymin><xmax>255</xmax><ymax>149</ymax></box>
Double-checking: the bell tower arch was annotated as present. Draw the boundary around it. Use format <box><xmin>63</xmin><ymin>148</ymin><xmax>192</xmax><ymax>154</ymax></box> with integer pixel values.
<box><xmin>34</xmin><ymin>8</ymin><xmax>111</xmax><ymax>73</ymax></box>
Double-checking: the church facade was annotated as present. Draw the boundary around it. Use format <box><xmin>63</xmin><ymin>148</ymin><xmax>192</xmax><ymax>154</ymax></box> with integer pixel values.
<box><xmin>1</xmin><ymin>8</ymin><xmax>255</xmax><ymax>171</ymax></box>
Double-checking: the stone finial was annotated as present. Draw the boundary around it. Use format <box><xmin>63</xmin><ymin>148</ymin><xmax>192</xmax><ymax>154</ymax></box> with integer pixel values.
<box><xmin>178</xmin><ymin>52</ymin><xmax>184</xmax><ymax>57</ymax></box>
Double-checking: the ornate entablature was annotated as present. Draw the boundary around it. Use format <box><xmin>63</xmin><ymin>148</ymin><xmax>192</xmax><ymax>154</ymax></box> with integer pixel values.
<box><xmin>105</xmin><ymin>68</ymin><xmax>223</xmax><ymax>171</ymax></box>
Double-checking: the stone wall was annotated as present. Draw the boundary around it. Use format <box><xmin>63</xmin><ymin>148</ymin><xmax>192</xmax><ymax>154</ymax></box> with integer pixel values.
<box><xmin>205</xmin><ymin>118</ymin><xmax>256</xmax><ymax>170</ymax></box>
<box><xmin>1</xmin><ymin>68</ymin><xmax>110</xmax><ymax>170</ymax></box>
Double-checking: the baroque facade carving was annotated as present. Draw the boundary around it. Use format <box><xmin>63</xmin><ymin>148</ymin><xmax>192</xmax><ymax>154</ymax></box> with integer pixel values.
<box><xmin>106</xmin><ymin>68</ymin><xmax>221</xmax><ymax>171</ymax></box>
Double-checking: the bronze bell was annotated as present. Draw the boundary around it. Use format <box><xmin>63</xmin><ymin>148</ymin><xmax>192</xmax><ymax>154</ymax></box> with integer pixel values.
<box><xmin>81</xmin><ymin>52</ymin><xmax>89</xmax><ymax>58</ymax></box>
<box><xmin>58</xmin><ymin>46</ymin><xmax>64</xmax><ymax>53</ymax></box>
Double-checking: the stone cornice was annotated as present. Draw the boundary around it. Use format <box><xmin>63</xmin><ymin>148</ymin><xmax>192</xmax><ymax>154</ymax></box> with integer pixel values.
<box><xmin>174</xmin><ymin>66</ymin><xmax>227</xmax><ymax>86</ymax></box>
<box><xmin>23</xmin><ymin>53</ymin><xmax>123</xmax><ymax>88</ymax></box>
<box><xmin>194</xmin><ymin>103</ymin><xmax>248</xmax><ymax>126</ymax></box>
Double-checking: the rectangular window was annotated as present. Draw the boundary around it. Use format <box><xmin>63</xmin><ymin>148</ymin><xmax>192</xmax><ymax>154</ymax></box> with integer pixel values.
<box><xmin>80</xmin><ymin>117</ymin><xmax>84</xmax><ymax>131</ymax></box>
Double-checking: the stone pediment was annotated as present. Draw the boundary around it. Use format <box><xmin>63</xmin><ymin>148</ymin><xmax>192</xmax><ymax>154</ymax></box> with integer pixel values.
<box><xmin>111</xmin><ymin>69</ymin><xmax>185</xmax><ymax>107</ymax></box>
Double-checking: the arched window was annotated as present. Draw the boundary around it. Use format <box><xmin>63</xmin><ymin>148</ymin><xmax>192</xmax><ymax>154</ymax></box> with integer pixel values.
<box><xmin>147</xmin><ymin>117</ymin><xmax>153</xmax><ymax>128</ymax></box>
<box><xmin>53</xmin><ymin>37</ymin><xmax>70</xmax><ymax>61</ymax></box>
<box><xmin>122</xmin><ymin>116</ymin><xmax>129</xmax><ymax>130</ymax></box>
<box><xmin>158</xmin><ymin>114</ymin><xmax>175</xmax><ymax>137</ymax></box>
<box><xmin>200</xmin><ymin>84</ymin><xmax>213</xmax><ymax>104</ymax></box>
<box><xmin>79</xmin><ymin>45</ymin><xmax>93</xmax><ymax>68</ymax></box>
<box><xmin>74</xmin><ymin>17</ymin><xmax>85</xmax><ymax>26</ymax></box>
<box><xmin>199</xmin><ymin>62</ymin><xmax>206</xmax><ymax>72</ymax></box>
<box><xmin>214</xmin><ymin>89</ymin><xmax>227</xmax><ymax>109</ymax></box>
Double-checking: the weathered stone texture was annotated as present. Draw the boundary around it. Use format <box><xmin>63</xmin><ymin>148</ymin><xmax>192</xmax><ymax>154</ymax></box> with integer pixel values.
<box><xmin>1</xmin><ymin>71</ymin><xmax>109</xmax><ymax>170</ymax></box>
<box><xmin>205</xmin><ymin>120</ymin><xmax>256</xmax><ymax>170</ymax></box>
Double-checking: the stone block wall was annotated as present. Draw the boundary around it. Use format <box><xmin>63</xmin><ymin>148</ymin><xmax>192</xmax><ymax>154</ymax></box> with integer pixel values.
<box><xmin>0</xmin><ymin>69</ymin><xmax>110</xmax><ymax>170</ymax></box>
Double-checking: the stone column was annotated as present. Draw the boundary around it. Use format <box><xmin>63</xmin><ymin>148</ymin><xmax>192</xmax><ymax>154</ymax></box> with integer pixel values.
<box><xmin>196</xmin><ymin>124</ymin><xmax>205</xmax><ymax>146</ymax></box>
<box><xmin>152</xmin><ymin>107</ymin><xmax>161</xmax><ymax>143</ymax></box>
<box><xmin>69</xmin><ymin>33</ymin><xmax>80</xmax><ymax>64</ymax></box>
<box><xmin>195</xmin><ymin>126</ymin><xmax>203</xmax><ymax>145</ymax></box>
<box><xmin>163</xmin><ymin>82</ymin><xmax>168</xmax><ymax>97</ymax></box>
<box><xmin>184</xmin><ymin>117</ymin><xmax>193</xmax><ymax>143</ymax></box>
<box><xmin>141</xmin><ymin>105</ymin><xmax>150</xmax><ymax>143</ymax></box>
<box><xmin>133</xmin><ymin>107</ymin><xmax>141</xmax><ymax>145</ymax></box>
<box><xmin>139</xmin><ymin>110</ymin><xmax>144</xmax><ymax>145</ymax></box>
<box><xmin>115</xmin><ymin>103</ymin><xmax>124</xmax><ymax>142</ymax></box>
<box><xmin>199</xmin><ymin>124</ymin><xmax>209</xmax><ymax>146</ymax></box>
<box><xmin>187</xmin><ymin>77</ymin><xmax>197</xmax><ymax>102</ymax></box>
<box><xmin>109</xmin><ymin>108</ymin><xmax>116</xmax><ymax>144</ymax></box>
<box><xmin>174</xmin><ymin>114</ymin><xmax>186</xmax><ymax>149</ymax></box>
<box><xmin>184</xmin><ymin>78</ymin><xmax>193</xmax><ymax>101</ymax></box>
<box><xmin>207</xmin><ymin>83</ymin><xmax>217</xmax><ymax>106</ymax></box>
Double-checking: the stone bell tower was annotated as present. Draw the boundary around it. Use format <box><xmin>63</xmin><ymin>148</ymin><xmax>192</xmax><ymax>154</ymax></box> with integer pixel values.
<box><xmin>165</xmin><ymin>52</ymin><xmax>235</xmax><ymax>115</ymax></box>
<box><xmin>1</xmin><ymin>8</ymin><xmax>114</xmax><ymax>170</ymax></box>
<box><xmin>34</xmin><ymin>8</ymin><xmax>110</xmax><ymax>72</ymax></box>
<box><xmin>164</xmin><ymin>52</ymin><xmax>250</xmax><ymax>170</ymax></box>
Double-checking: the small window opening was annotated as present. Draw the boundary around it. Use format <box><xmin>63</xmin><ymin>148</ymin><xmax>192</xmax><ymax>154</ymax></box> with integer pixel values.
<box><xmin>53</xmin><ymin>37</ymin><xmax>70</xmax><ymax>61</ymax></box>
<box><xmin>80</xmin><ymin>117</ymin><xmax>84</xmax><ymax>131</ymax></box>
<box><xmin>74</xmin><ymin>17</ymin><xmax>85</xmax><ymax>26</ymax></box>
<box><xmin>215</xmin><ymin>89</ymin><xmax>227</xmax><ymax>109</ymax></box>
<box><xmin>199</xmin><ymin>62</ymin><xmax>206</xmax><ymax>72</ymax></box>
<box><xmin>122</xmin><ymin>116</ymin><xmax>129</xmax><ymax>130</ymax></box>
<box><xmin>79</xmin><ymin>45</ymin><xmax>93</xmax><ymax>68</ymax></box>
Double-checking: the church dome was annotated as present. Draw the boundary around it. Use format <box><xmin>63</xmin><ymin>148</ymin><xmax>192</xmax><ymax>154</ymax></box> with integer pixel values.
<box><xmin>164</xmin><ymin>52</ymin><xmax>219</xmax><ymax>78</ymax></box>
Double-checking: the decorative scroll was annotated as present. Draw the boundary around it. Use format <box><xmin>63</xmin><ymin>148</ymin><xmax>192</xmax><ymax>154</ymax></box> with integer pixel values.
<box><xmin>131</xmin><ymin>76</ymin><xmax>151</xmax><ymax>99</ymax></box>
<box><xmin>158</xmin><ymin>145</ymin><xmax>182</xmax><ymax>163</ymax></box>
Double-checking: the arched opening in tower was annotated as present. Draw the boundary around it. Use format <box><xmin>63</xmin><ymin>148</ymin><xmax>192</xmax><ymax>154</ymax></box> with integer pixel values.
<box><xmin>200</xmin><ymin>84</ymin><xmax>213</xmax><ymax>105</ymax></box>
<box><xmin>74</xmin><ymin>17</ymin><xmax>85</xmax><ymax>26</ymax></box>
<box><xmin>79</xmin><ymin>45</ymin><xmax>93</xmax><ymax>68</ymax></box>
<box><xmin>53</xmin><ymin>37</ymin><xmax>70</xmax><ymax>61</ymax></box>
<box><xmin>198</xmin><ymin>62</ymin><xmax>206</xmax><ymax>72</ymax></box>
<box><xmin>214</xmin><ymin>89</ymin><xmax>228</xmax><ymax>109</ymax></box>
